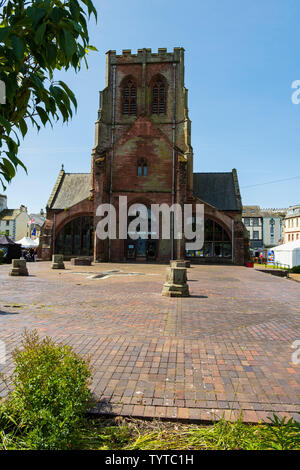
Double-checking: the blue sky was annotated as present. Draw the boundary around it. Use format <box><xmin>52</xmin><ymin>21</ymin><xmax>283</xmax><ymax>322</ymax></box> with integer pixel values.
<box><xmin>3</xmin><ymin>0</ymin><xmax>300</xmax><ymax>213</ymax></box>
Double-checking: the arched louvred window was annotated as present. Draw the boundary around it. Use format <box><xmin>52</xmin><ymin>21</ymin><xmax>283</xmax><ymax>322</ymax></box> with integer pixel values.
<box><xmin>152</xmin><ymin>79</ymin><xmax>166</xmax><ymax>114</ymax></box>
<box><xmin>122</xmin><ymin>79</ymin><xmax>137</xmax><ymax>115</ymax></box>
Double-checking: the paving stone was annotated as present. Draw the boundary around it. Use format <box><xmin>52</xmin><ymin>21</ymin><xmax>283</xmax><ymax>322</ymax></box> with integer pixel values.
<box><xmin>0</xmin><ymin>261</ymin><xmax>299</xmax><ymax>423</ymax></box>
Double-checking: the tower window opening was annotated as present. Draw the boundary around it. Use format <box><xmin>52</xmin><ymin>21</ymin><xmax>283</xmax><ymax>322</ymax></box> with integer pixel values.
<box><xmin>122</xmin><ymin>79</ymin><xmax>137</xmax><ymax>115</ymax></box>
<box><xmin>152</xmin><ymin>80</ymin><xmax>166</xmax><ymax>114</ymax></box>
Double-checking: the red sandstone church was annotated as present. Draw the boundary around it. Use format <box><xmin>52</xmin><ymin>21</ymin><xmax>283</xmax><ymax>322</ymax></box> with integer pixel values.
<box><xmin>41</xmin><ymin>48</ymin><xmax>248</xmax><ymax>265</ymax></box>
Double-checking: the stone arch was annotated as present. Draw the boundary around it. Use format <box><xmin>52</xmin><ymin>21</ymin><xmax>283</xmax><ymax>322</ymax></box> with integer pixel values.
<box><xmin>54</xmin><ymin>214</ymin><xmax>94</xmax><ymax>257</ymax></box>
<box><xmin>186</xmin><ymin>205</ymin><xmax>234</xmax><ymax>261</ymax></box>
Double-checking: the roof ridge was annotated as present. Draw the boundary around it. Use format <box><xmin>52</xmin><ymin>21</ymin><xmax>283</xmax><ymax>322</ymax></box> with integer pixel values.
<box><xmin>47</xmin><ymin>169</ymin><xmax>65</xmax><ymax>209</ymax></box>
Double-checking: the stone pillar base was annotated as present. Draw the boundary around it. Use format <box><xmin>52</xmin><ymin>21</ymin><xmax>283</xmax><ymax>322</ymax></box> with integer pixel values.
<box><xmin>162</xmin><ymin>266</ymin><xmax>190</xmax><ymax>297</ymax></box>
<box><xmin>9</xmin><ymin>259</ymin><xmax>28</xmax><ymax>276</ymax></box>
<box><xmin>162</xmin><ymin>282</ymin><xmax>190</xmax><ymax>297</ymax></box>
<box><xmin>51</xmin><ymin>254</ymin><xmax>65</xmax><ymax>270</ymax></box>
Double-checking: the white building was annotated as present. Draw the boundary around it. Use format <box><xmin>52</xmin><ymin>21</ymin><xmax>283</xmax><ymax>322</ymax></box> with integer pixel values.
<box><xmin>242</xmin><ymin>206</ymin><xmax>264</xmax><ymax>250</ymax></box>
<box><xmin>0</xmin><ymin>195</ymin><xmax>30</xmax><ymax>241</ymax></box>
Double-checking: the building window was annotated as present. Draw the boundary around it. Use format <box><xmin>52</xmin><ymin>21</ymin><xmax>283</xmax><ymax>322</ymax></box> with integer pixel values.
<box><xmin>56</xmin><ymin>216</ymin><xmax>94</xmax><ymax>257</ymax></box>
<box><xmin>186</xmin><ymin>218</ymin><xmax>232</xmax><ymax>259</ymax></box>
<box><xmin>137</xmin><ymin>159</ymin><xmax>147</xmax><ymax>176</ymax></box>
<box><xmin>6</xmin><ymin>220</ymin><xmax>9</xmax><ymax>226</ymax></box>
<box><xmin>152</xmin><ymin>79</ymin><xmax>166</xmax><ymax>114</ymax></box>
<box><xmin>253</xmin><ymin>218</ymin><xmax>259</xmax><ymax>226</ymax></box>
<box><xmin>244</xmin><ymin>218</ymin><xmax>250</xmax><ymax>226</ymax></box>
<box><xmin>122</xmin><ymin>79</ymin><xmax>137</xmax><ymax>115</ymax></box>
<box><xmin>253</xmin><ymin>230</ymin><xmax>259</xmax><ymax>240</ymax></box>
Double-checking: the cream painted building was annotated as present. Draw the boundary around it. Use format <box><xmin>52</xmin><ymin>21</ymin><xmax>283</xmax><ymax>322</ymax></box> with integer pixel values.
<box><xmin>0</xmin><ymin>195</ymin><xmax>30</xmax><ymax>241</ymax></box>
<box><xmin>283</xmin><ymin>205</ymin><xmax>300</xmax><ymax>244</ymax></box>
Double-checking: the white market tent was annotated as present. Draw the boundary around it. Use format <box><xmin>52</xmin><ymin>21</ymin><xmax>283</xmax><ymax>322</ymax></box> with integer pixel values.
<box><xmin>33</xmin><ymin>238</ymin><xmax>39</xmax><ymax>247</ymax></box>
<box><xmin>271</xmin><ymin>239</ymin><xmax>300</xmax><ymax>268</ymax></box>
<box><xmin>16</xmin><ymin>237</ymin><xmax>38</xmax><ymax>249</ymax></box>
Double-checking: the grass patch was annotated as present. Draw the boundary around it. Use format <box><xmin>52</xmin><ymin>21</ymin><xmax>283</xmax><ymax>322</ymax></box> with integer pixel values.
<box><xmin>57</xmin><ymin>415</ymin><xmax>300</xmax><ymax>450</ymax></box>
<box><xmin>2</xmin><ymin>415</ymin><xmax>299</xmax><ymax>450</ymax></box>
<box><xmin>253</xmin><ymin>263</ymin><xmax>289</xmax><ymax>271</ymax></box>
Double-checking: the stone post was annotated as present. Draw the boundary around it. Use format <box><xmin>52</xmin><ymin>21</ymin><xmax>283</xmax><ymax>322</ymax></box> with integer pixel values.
<box><xmin>51</xmin><ymin>254</ymin><xmax>65</xmax><ymax>270</ymax></box>
<box><xmin>162</xmin><ymin>266</ymin><xmax>189</xmax><ymax>297</ymax></box>
<box><xmin>9</xmin><ymin>259</ymin><xmax>29</xmax><ymax>276</ymax></box>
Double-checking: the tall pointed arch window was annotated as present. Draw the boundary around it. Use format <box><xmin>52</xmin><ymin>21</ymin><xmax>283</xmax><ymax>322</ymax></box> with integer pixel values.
<box><xmin>122</xmin><ymin>79</ymin><xmax>137</xmax><ymax>115</ymax></box>
<box><xmin>152</xmin><ymin>78</ymin><xmax>166</xmax><ymax>114</ymax></box>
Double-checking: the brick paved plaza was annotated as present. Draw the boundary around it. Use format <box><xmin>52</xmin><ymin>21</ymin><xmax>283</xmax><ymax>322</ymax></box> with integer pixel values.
<box><xmin>0</xmin><ymin>262</ymin><xmax>300</xmax><ymax>423</ymax></box>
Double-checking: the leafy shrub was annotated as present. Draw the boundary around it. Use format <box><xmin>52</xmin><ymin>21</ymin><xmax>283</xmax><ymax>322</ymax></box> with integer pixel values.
<box><xmin>290</xmin><ymin>265</ymin><xmax>300</xmax><ymax>274</ymax></box>
<box><xmin>0</xmin><ymin>249</ymin><xmax>4</xmax><ymax>264</ymax></box>
<box><xmin>0</xmin><ymin>330</ymin><xmax>92</xmax><ymax>450</ymax></box>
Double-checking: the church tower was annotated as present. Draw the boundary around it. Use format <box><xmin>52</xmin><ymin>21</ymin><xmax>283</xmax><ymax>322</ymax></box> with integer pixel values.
<box><xmin>91</xmin><ymin>47</ymin><xmax>193</xmax><ymax>262</ymax></box>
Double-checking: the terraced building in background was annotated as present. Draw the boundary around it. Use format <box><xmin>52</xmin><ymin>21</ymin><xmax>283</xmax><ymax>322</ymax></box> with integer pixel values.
<box><xmin>41</xmin><ymin>48</ymin><xmax>248</xmax><ymax>265</ymax></box>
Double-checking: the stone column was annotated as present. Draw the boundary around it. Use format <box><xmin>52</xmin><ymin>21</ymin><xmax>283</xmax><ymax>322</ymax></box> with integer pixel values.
<box><xmin>9</xmin><ymin>259</ymin><xmax>29</xmax><ymax>276</ymax></box>
<box><xmin>162</xmin><ymin>266</ymin><xmax>189</xmax><ymax>297</ymax></box>
<box><xmin>51</xmin><ymin>254</ymin><xmax>65</xmax><ymax>269</ymax></box>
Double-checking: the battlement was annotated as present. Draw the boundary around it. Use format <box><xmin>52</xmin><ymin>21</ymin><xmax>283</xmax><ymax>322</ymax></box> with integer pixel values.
<box><xmin>106</xmin><ymin>47</ymin><xmax>184</xmax><ymax>64</ymax></box>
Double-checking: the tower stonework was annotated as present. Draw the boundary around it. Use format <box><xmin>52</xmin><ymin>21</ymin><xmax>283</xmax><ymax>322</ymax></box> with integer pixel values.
<box><xmin>91</xmin><ymin>48</ymin><xmax>193</xmax><ymax>262</ymax></box>
<box><xmin>43</xmin><ymin>48</ymin><xmax>248</xmax><ymax>265</ymax></box>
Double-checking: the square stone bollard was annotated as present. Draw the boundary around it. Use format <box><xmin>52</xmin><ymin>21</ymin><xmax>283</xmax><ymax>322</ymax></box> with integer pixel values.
<box><xmin>51</xmin><ymin>254</ymin><xmax>65</xmax><ymax>270</ymax></box>
<box><xmin>170</xmin><ymin>259</ymin><xmax>190</xmax><ymax>268</ymax></box>
<box><xmin>70</xmin><ymin>257</ymin><xmax>91</xmax><ymax>266</ymax></box>
<box><xmin>162</xmin><ymin>266</ymin><xmax>190</xmax><ymax>297</ymax></box>
<box><xmin>9</xmin><ymin>259</ymin><xmax>28</xmax><ymax>276</ymax></box>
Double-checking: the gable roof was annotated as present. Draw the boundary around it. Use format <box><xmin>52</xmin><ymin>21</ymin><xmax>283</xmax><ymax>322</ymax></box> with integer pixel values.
<box><xmin>29</xmin><ymin>213</ymin><xmax>46</xmax><ymax>227</ymax></box>
<box><xmin>118</xmin><ymin>115</ymin><xmax>173</xmax><ymax>148</ymax></box>
<box><xmin>47</xmin><ymin>171</ymin><xmax>91</xmax><ymax>210</ymax></box>
<box><xmin>0</xmin><ymin>209</ymin><xmax>22</xmax><ymax>220</ymax></box>
<box><xmin>193</xmin><ymin>170</ymin><xmax>242</xmax><ymax>211</ymax></box>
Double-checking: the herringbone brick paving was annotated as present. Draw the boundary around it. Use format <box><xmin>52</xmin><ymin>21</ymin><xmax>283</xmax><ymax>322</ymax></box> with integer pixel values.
<box><xmin>0</xmin><ymin>262</ymin><xmax>299</xmax><ymax>423</ymax></box>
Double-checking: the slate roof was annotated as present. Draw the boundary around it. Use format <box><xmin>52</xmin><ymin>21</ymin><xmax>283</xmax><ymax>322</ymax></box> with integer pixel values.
<box><xmin>29</xmin><ymin>213</ymin><xmax>46</xmax><ymax>227</ymax></box>
<box><xmin>48</xmin><ymin>169</ymin><xmax>242</xmax><ymax>213</ymax></box>
<box><xmin>0</xmin><ymin>209</ymin><xmax>21</xmax><ymax>220</ymax></box>
<box><xmin>193</xmin><ymin>171</ymin><xmax>242</xmax><ymax>211</ymax></box>
<box><xmin>242</xmin><ymin>205</ymin><xmax>262</xmax><ymax>217</ymax></box>
<box><xmin>47</xmin><ymin>172</ymin><xmax>91</xmax><ymax>210</ymax></box>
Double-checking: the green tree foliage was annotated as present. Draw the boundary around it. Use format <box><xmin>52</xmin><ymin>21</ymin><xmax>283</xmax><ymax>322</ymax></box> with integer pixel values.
<box><xmin>0</xmin><ymin>0</ymin><xmax>97</xmax><ymax>189</ymax></box>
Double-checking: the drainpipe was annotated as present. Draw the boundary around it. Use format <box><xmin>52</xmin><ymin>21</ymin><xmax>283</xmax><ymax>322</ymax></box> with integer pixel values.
<box><xmin>232</xmin><ymin>218</ymin><xmax>235</xmax><ymax>264</ymax></box>
<box><xmin>53</xmin><ymin>212</ymin><xmax>56</xmax><ymax>255</ymax></box>
<box><xmin>171</xmin><ymin>63</ymin><xmax>177</xmax><ymax>260</ymax></box>
<box><xmin>109</xmin><ymin>64</ymin><xmax>117</xmax><ymax>261</ymax></box>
